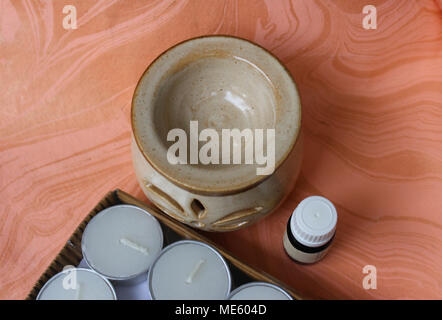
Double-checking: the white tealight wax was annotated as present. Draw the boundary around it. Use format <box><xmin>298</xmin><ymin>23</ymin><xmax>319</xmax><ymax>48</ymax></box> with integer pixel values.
<box><xmin>228</xmin><ymin>282</ymin><xmax>292</xmax><ymax>300</ymax></box>
<box><xmin>82</xmin><ymin>205</ymin><xmax>163</xmax><ymax>281</ymax></box>
<box><xmin>37</xmin><ymin>268</ymin><xmax>116</xmax><ymax>300</ymax></box>
<box><xmin>148</xmin><ymin>240</ymin><xmax>231</xmax><ymax>300</ymax></box>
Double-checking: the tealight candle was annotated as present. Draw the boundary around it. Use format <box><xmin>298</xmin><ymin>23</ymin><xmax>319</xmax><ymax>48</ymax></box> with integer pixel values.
<box><xmin>283</xmin><ymin>196</ymin><xmax>338</xmax><ymax>264</ymax></box>
<box><xmin>37</xmin><ymin>268</ymin><xmax>116</xmax><ymax>300</ymax></box>
<box><xmin>228</xmin><ymin>282</ymin><xmax>292</xmax><ymax>300</ymax></box>
<box><xmin>82</xmin><ymin>204</ymin><xmax>163</xmax><ymax>283</ymax></box>
<box><xmin>148</xmin><ymin>240</ymin><xmax>231</xmax><ymax>300</ymax></box>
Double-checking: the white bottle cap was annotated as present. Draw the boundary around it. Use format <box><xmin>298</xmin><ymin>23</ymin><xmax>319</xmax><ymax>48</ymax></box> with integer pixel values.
<box><xmin>290</xmin><ymin>196</ymin><xmax>338</xmax><ymax>247</ymax></box>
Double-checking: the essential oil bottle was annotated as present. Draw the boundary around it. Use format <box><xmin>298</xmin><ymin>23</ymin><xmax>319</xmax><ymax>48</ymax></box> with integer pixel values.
<box><xmin>283</xmin><ymin>196</ymin><xmax>338</xmax><ymax>264</ymax></box>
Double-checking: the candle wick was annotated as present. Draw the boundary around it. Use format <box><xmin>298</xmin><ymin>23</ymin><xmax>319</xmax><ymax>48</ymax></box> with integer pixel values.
<box><xmin>120</xmin><ymin>238</ymin><xmax>149</xmax><ymax>256</ymax></box>
<box><xmin>185</xmin><ymin>259</ymin><xmax>205</xmax><ymax>284</ymax></box>
<box><xmin>75</xmin><ymin>283</ymin><xmax>81</xmax><ymax>300</ymax></box>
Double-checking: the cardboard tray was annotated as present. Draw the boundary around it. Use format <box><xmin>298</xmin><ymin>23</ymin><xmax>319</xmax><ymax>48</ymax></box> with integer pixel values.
<box><xmin>26</xmin><ymin>189</ymin><xmax>303</xmax><ymax>300</ymax></box>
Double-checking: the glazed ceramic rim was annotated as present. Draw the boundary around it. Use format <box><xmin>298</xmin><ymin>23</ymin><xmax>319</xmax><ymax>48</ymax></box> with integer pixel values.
<box><xmin>131</xmin><ymin>34</ymin><xmax>302</xmax><ymax>196</ymax></box>
<box><xmin>36</xmin><ymin>268</ymin><xmax>117</xmax><ymax>300</ymax></box>
<box><xmin>81</xmin><ymin>204</ymin><xmax>164</xmax><ymax>281</ymax></box>
<box><xmin>147</xmin><ymin>239</ymin><xmax>232</xmax><ymax>300</ymax></box>
<box><xmin>227</xmin><ymin>281</ymin><xmax>293</xmax><ymax>300</ymax></box>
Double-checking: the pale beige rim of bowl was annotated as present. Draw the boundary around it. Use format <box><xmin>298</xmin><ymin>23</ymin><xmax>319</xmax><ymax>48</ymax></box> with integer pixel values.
<box><xmin>131</xmin><ymin>34</ymin><xmax>301</xmax><ymax>196</ymax></box>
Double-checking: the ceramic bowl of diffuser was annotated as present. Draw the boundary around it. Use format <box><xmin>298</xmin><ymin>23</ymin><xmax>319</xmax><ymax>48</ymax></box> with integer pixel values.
<box><xmin>131</xmin><ymin>35</ymin><xmax>302</xmax><ymax>231</ymax></box>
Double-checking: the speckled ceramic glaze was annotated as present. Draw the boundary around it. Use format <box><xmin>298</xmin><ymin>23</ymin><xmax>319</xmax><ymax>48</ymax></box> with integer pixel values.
<box><xmin>132</xmin><ymin>35</ymin><xmax>302</xmax><ymax>231</ymax></box>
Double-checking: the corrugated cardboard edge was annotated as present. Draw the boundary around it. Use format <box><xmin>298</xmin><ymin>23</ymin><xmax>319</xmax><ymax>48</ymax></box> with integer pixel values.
<box><xmin>26</xmin><ymin>189</ymin><xmax>304</xmax><ymax>300</ymax></box>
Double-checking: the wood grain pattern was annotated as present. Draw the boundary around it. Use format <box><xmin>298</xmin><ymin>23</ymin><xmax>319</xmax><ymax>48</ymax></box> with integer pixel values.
<box><xmin>1</xmin><ymin>0</ymin><xmax>441</xmax><ymax>299</ymax></box>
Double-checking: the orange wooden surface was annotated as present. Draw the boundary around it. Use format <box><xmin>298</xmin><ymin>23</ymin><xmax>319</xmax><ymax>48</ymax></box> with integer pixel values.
<box><xmin>1</xmin><ymin>0</ymin><xmax>442</xmax><ymax>299</ymax></box>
